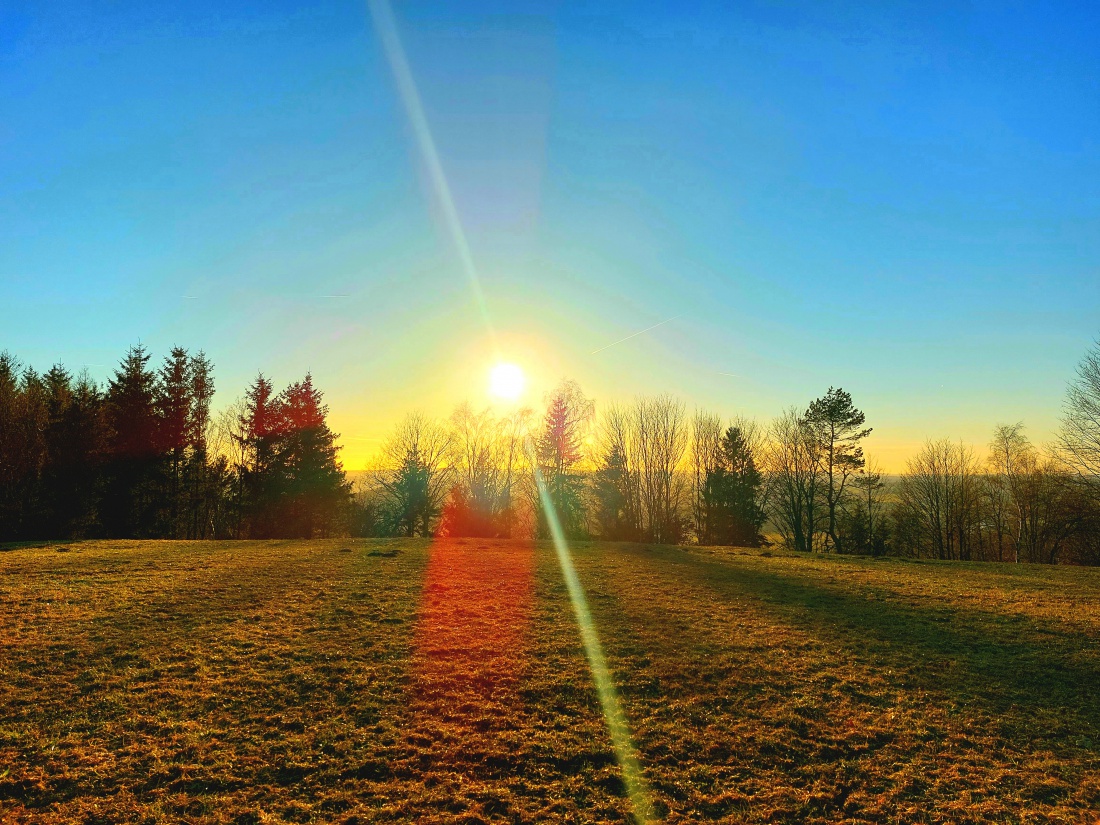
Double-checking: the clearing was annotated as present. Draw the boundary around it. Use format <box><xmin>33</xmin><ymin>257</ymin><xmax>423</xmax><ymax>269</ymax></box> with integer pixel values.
<box><xmin>0</xmin><ymin>539</ymin><xmax>1098</xmax><ymax>823</ymax></box>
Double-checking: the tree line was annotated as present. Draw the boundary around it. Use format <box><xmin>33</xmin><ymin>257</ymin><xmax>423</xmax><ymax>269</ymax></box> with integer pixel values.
<box><xmin>0</xmin><ymin>345</ymin><xmax>348</xmax><ymax>540</ymax></box>
<box><xmin>3</xmin><ymin>339</ymin><xmax>1100</xmax><ymax>563</ymax></box>
<box><xmin>360</xmin><ymin>341</ymin><xmax>1100</xmax><ymax>565</ymax></box>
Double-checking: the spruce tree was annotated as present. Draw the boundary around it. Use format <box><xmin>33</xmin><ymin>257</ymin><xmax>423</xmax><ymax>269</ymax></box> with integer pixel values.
<box><xmin>592</xmin><ymin>442</ymin><xmax>631</xmax><ymax>540</ymax></box>
<box><xmin>701</xmin><ymin>427</ymin><xmax>766</xmax><ymax>546</ymax></box>
<box><xmin>104</xmin><ymin>345</ymin><xmax>161</xmax><ymax>537</ymax></box>
<box><xmin>240</xmin><ymin>374</ymin><xmax>278</xmax><ymax>538</ymax></box>
<box><xmin>157</xmin><ymin>347</ymin><xmax>191</xmax><ymax>536</ymax></box>
<box><xmin>273</xmin><ymin>374</ymin><xmax>349</xmax><ymax>538</ymax></box>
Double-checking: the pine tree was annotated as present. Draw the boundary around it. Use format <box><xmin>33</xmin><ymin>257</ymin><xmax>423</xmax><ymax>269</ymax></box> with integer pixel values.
<box><xmin>592</xmin><ymin>442</ymin><xmax>631</xmax><ymax>540</ymax></box>
<box><xmin>701</xmin><ymin>427</ymin><xmax>766</xmax><ymax>546</ymax></box>
<box><xmin>273</xmin><ymin>375</ymin><xmax>350</xmax><ymax>537</ymax></box>
<box><xmin>240</xmin><ymin>374</ymin><xmax>279</xmax><ymax>538</ymax></box>
<box><xmin>10</xmin><ymin>368</ymin><xmax>49</xmax><ymax>538</ymax></box>
<box><xmin>186</xmin><ymin>351</ymin><xmax>215</xmax><ymax>538</ymax></box>
<box><xmin>536</xmin><ymin>380</ymin><xmax>592</xmax><ymax>538</ymax></box>
<box><xmin>0</xmin><ymin>353</ymin><xmax>20</xmax><ymax>536</ymax></box>
<box><xmin>383</xmin><ymin>450</ymin><xmax>433</xmax><ymax>536</ymax></box>
<box><xmin>157</xmin><ymin>347</ymin><xmax>192</xmax><ymax>536</ymax></box>
<box><xmin>804</xmin><ymin>388</ymin><xmax>872</xmax><ymax>552</ymax></box>
<box><xmin>104</xmin><ymin>345</ymin><xmax>161</xmax><ymax>537</ymax></box>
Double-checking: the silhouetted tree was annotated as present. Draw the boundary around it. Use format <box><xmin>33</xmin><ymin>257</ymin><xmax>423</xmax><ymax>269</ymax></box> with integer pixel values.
<box><xmin>239</xmin><ymin>374</ymin><xmax>279</xmax><ymax>538</ymax></box>
<box><xmin>1060</xmin><ymin>338</ymin><xmax>1100</xmax><ymax>483</ymax></box>
<box><xmin>384</xmin><ymin>450</ymin><xmax>434</xmax><ymax>536</ymax></box>
<box><xmin>0</xmin><ymin>353</ymin><xmax>21</xmax><ymax>535</ymax></box>
<box><xmin>271</xmin><ymin>374</ymin><xmax>350</xmax><ymax>537</ymax></box>
<box><xmin>894</xmin><ymin>438</ymin><xmax>984</xmax><ymax>560</ymax></box>
<box><xmin>186</xmin><ymin>351</ymin><xmax>216</xmax><ymax>538</ymax></box>
<box><xmin>157</xmin><ymin>347</ymin><xmax>192</xmax><ymax>536</ymax></box>
<box><xmin>632</xmin><ymin>395</ymin><xmax>689</xmax><ymax>544</ymax></box>
<box><xmin>805</xmin><ymin>388</ymin><xmax>871</xmax><ymax>553</ymax></box>
<box><xmin>440</xmin><ymin>404</ymin><xmax>525</xmax><ymax>537</ymax></box>
<box><xmin>701</xmin><ymin>425</ymin><xmax>766</xmax><ymax>546</ymax></box>
<box><xmin>841</xmin><ymin>460</ymin><xmax>889</xmax><ymax>555</ymax></box>
<box><xmin>591</xmin><ymin>441</ymin><xmax>632</xmax><ymax>540</ymax></box>
<box><xmin>40</xmin><ymin>366</ymin><xmax>107</xmax><ymax>537</ymax></box>
<box><xmin>103</xmin><ymin>345</ymin><xmax>162</xmax><ymax>538</ymax></box>
<box><xmin>380</xmin><ymin>413</ymin><xmax>452</xmax><ymax>536</ymax></box>
<box><xmin>536</xmin><ymin>380</ymin><xmax>592</xmax><ymax>539</ymax></box>
<box><xmin>690</xmin><ymin>410</ymin><xmax>723</xmax><ymax>542</ymax></box>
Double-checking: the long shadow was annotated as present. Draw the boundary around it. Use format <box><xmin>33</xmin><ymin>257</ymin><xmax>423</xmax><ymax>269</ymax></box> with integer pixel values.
<box><xmin>656</xmin><ymin>550</ymin><xmax>1100</xmax><ymax>744</ymax></box>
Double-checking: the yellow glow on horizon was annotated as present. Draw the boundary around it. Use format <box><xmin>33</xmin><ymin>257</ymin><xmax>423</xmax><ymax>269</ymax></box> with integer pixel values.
<box><xmin>489</xmin><ymin>361</ymin><xmax>526</xmax><ymax>401</ymax></box>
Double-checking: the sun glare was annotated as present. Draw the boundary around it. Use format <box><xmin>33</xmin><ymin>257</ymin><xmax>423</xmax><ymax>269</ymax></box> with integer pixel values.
<box><xmin>489</xmin><ymin>362</ymin><xmax>525</xmax><ymax>401</ymax></box>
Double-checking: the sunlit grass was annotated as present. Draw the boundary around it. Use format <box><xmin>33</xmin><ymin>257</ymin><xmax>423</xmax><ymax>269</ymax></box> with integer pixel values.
<box><xmin>1</xmin><ymin>540</ymin><xmax>1097</xmax><ymax>822</ymax></box>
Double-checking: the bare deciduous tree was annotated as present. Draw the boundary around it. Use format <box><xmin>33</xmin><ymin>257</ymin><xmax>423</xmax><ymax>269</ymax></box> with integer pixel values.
<box><xmin>1060</xmin><ymin>339</ymin><xmax>1100</xmax><ymax>482</ymax></box>
<box><xmin>987</xmin><ymin>424</ymin><xmax>1081</xmax><ymax>564</ymax></box>
<box><xmin>764</xmin><ymin>408</ymin><xmax>823</xmax><ymax>553</ymax></box>
<box><xmin>690</xmin><ymin>410</ymin><xmax>723</xmax><ymax>542</ymax></box>
<box><xmin>634</xmin><ymin>395</ymin><xmax>688</xmax><ymax>544</ymax></box>
<box><xmin>380</xmin><ymin>412</ymin><xmax>453</xmax><ymax>536</ymax></box>
<box><xmin>443</xmin><ymin>403</ymin><xmax>531</xmax><ymax>537</ymax></box>
<box><xmin>895</xmin><ymin>439</ymin><xmax>984</xmax><ymax>561</ymax></box>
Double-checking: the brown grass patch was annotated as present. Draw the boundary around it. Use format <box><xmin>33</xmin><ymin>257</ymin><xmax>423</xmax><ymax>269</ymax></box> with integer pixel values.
<box><xmin>0</xmin><ymin>539</ymin><xmax>1097</xmax><ymax>822</ymax></box>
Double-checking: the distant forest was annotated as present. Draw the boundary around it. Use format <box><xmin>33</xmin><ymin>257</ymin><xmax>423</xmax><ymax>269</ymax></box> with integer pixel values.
<box><xmin>2</xmin><ymin>340</ymin><xmax>1099</xmax><ymax>565</ymax></box>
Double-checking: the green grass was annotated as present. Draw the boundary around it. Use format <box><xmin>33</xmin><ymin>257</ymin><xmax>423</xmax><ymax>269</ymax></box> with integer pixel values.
<box><xmin>0</xmin><ymin>539</ymin><xmax>1097</xmax><ymax>823</ymax></box>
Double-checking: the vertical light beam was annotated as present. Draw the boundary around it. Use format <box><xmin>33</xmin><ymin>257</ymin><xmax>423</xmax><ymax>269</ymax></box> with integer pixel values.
<box><xmin>367</xmin><ymin>0</ymin><xmax>497</xmax><ymax>347</ymax></box>
<box><xmin>371</xmin><ymin>5</ymin><xmax>654</xmax><ymax>817</ymax></box>
<box><xmin>532</xmin><ymin>461</ymin><xmax>657</xmax><ymax>824</ymax></box>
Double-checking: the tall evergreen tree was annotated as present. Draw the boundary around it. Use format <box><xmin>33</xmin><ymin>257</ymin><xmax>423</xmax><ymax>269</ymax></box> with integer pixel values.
<box><xmin>591</xmin><ymin>441</ymin><xmax>632</xmax><ymax>540</ymax></box>
<box><xmin>186</xmin><ymin>351</ymin><xmax>215</xmax><ymax>538</ymax></box>
<box><xmin>536</xmin><ymin>380</ymin><xmax>592</xmax><ymax>538</ymax></box>
<box><xmin>272</xmin><ymin>374</ymin><xmax>350</xmax><ymax>538</ymax></box>
<box><xmin>157</xmin><ymin>347</ymin><xmax>192</xmax><ymax>536</ymax></box>
<box><xmin>384</xmin><ymin>450</ymin><xmax>434</xmax><ymax>537</ymax></box>
<box><xmin>701</xmin><ymin>426</ymin><xmax>766</xmax><ymax>546</ymax></box>
<box><xmin>104</xmin><ymin>345</ymin><xmax>161</xmax><ymax>537</ymax></box>
<box><xmin>239</xmin><ymin>374</ymin><xmax>279</xmax><ymax>538</ymax></box>
<box><xmin>5</xmin><ymin>367</ymin><xmax>49</xmax><ymax>537</ymax></box>
<box><xmin>0</xmin><ymin>353</ymin><xmax>21</xmax><ymax>536</ymax></box>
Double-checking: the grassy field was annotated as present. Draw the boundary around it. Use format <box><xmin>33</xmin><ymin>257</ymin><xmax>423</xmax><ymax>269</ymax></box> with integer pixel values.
<box><xmin>1</xmin><ymin>539</ymin><xmax>1098</xmax><ymax>824</ymax></box>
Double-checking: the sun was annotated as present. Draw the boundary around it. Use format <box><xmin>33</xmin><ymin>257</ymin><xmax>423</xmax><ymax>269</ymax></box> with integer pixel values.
<box><xmin>488</xmin><ymin>361</ymin><xmax>526</xmax><ymax>401</ymax></box>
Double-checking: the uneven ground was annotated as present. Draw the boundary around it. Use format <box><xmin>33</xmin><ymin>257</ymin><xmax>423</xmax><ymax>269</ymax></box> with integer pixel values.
<box><xmin>0</xmin><ymin>539</ymin><xmax>1098</xmax><ymax>824</ymax></box>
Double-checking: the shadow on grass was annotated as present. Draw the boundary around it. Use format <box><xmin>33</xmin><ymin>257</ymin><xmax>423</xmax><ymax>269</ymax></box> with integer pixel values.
<box><xmin>666</xmin><ymin>550</ymin><xmax>1100</xmax><ymax>744</ymax></box>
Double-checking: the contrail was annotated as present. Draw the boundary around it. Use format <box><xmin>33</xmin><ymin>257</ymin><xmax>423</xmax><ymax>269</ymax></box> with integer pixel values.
<box><xmin>367</xmin><ymin>0</ymin><xmax>497</xmax><ymax>349</ymax></box>
<box><xmin>591</xmin><ymin>315</ymin><xmax>680</xmax><ymax>355</ymax></box>
<box><xmin>717</xmin><ymin>372</ymin><xmax>739</xmax><ymax>378</ymax></box>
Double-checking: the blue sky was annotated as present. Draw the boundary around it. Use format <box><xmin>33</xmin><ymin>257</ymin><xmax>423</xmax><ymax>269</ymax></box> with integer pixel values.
<box><xmin>2</xmin><ymin>1</ymin><xmax>1097</xmax><ymax>469</ymax></box>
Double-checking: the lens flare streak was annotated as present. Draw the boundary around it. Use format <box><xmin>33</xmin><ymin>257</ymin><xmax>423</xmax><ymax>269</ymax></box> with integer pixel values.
<box><xmin>367</xmin><ymin>0</ymin><xmax>497</xmax><ymax>347</ymax></box>
<box><xmin>532</xmin><ymin>463</ymin><xmax>657</xmax><ymax>824</ymax></box>
<box><xmin>371</xmin><ymin>4</ymin><xmax>654</xmax><ymax>816</ymax></box>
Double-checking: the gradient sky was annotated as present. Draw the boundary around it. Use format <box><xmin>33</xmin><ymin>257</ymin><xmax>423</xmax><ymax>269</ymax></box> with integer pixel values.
<box><xmin>3</xmin><ymin>1</ymin><xmax>1098</xmax><ymax>471</ymax></box>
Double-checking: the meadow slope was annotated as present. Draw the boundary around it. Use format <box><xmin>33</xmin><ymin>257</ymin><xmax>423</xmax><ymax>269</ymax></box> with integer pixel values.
<box><xmin>0</xmin><ymin>539</ymin><xmax>1097</xmax><ymax>824</ymax></box>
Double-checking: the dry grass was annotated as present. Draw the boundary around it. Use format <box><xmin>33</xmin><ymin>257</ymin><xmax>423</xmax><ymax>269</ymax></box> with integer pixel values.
<box><xmin>0</xmin><ymin>539</ymin><xmax>1097</xmax><ymax>823</ymax></box>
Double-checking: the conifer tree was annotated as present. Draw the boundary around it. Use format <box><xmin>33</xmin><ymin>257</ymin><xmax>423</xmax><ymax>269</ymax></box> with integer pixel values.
<box><xmin>104</xmin><ymin>345</ymin><xmax>161</xmax><ymax>537</ymax></box>
<box><xmin>273</xmin><ymin>374</ymin><xmax>350</xmax><ymax>537</ymax></box>
<box><xmin>536</xmin><ymin>380</ymin><xmax>592</xmax><ymax>538</ymax></box>
<box><xmin>240</xmin><ymin>374</ymin><xmax>278</xmax><ymax>538</ymax></box>
<box><xmin>701</xmin><ymin>426</ymin><xmax>766</xmax><ymax>546</ymax></box>
<box><xmin>157</xmin><ymin>347</ymin><xmax>192</xmax><ymax>536</ymax></box>
<box><xmin>804</xmin><ymin>387</ymin><xmax>871</xmax><ymax>552</ymax></box>
<box><xmin>591</xmin><ymin>441</ymin><xmax>631</xmax><ymax>540</ymax></box>
<box><xmin>186</xmin><ymin>351</ymin><xmax>215</xmax><ymax>538</ymax></box>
